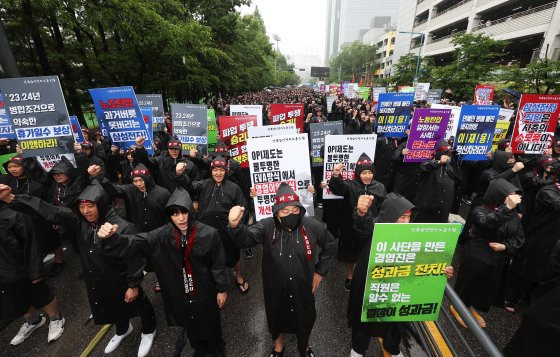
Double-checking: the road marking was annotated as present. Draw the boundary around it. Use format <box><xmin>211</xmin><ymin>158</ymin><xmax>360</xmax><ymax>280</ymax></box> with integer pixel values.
<box><xmin>426</xmin><ymin>321</ymin><xmax>453</xmax><ymax>356</ymax></box>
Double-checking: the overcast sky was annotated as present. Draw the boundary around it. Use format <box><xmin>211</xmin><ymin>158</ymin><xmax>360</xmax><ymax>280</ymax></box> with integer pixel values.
<box><xmin>239</xmin><ymin>0</ymin><xmax>326</xmax><ymax>66</ymax></box>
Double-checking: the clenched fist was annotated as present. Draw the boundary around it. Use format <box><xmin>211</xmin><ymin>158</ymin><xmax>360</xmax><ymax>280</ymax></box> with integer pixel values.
<box><xmin>512</xmin><ymin>161</ymin><xmax>524</xmax><ymax>173</ymax></box>
<box><xmin>176</xmin><ymin>162</ymin><xmax>187</xmax><ymax>176</ymax></box>
<box><xmin>228</xmin><ymin>206</ymin><xmax>245</xmax><ymax>228</ymax></box>
<box><xmin>189</xmin><ymin>149</ymin><xmax>198</xmax><ymax>158</ymax></box>
<box><xmin>87</xmin><ymin>165</ymin><xmax>102</xmax><ymax>177</ymax></box>
<box><xmin>332</xmin><ymin>163</ymin><xmax>344</xmax><ymax>178</ymax></box>
<box><xmin>74</xmin><ymin>142</ymin><xmax>82</xmax><ymax>153</ymax></box>
<box><xmin>135</xmin><ymin>136</ymin><xmax>145</xmax><ymax>148</ymax></box>
<box><xmin>356</xmin><ymin>195</ymin><xmax>374</xmax><ymax>216</ymax></box>
<box><xmin>97</xmin><ymin>223</ymin><xmax>119</xmax><ymax>239</ymax></box>
<box><xmin>439</xmin><ymin>155</ymin><xmax>449</xmax><ymax>165</ymax></box>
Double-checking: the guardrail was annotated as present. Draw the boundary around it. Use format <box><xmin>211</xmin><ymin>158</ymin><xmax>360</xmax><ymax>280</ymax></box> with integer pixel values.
<box><xmin>471</xmin><ymin>2</ymin><xmax>557</xmax><ymax>32</ymax></box>
<box><xmin>431</xmin><ymin>0</ymin><xmax>472</xmax><ymax>19</ymax></box>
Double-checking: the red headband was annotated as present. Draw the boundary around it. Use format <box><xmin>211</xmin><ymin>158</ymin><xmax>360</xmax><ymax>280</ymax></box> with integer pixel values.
<box><xmin>541</xmin><ymin>157</ymin><xmax>554</xmax><ymax>166</ymax></box>
<box><xmin>211</xmin><ymin>160</ymin><xmax>226</xmax><ymax>168</ymax></box>
<box><xmin>79</xmin><ymin>199</ymin><xmax>95</xmax><ymax>205</ymax></box>
<box><xmin>168</xmin><ymin>142</ymin><xmax>181</xmax><ymax>149</ymax></box>
<box><xmin>131</xmin><ymin>169</ymin><xmax>151</xmax><ymax>177</ymax></box>
<box><xmin>8</xmin><ymin>157</ymin><xmax>23</xmax><ymax>164</ymax></box>
<box><xmin>436</xmin><ymin>145</ymin><xmax>453</xmax><ymax>153</ymax></box>
<box><xmin>275</xmin><ymin>194</ymin><xmax>300</xmax><ymax>205</ymax></box>
<box><xmin>214</xmin><ymin>146</ymin><xmax>228</xmax><ymax>153</ymax></box>
<box><xmin>81</xmin><ymin>141</ymin><xmax>93</xmax><ymax>148</ymax></box>
<box><xmin>356</xmin><ymin>160</ymin><xmax>372</xmax><ymax>166</ymax></box>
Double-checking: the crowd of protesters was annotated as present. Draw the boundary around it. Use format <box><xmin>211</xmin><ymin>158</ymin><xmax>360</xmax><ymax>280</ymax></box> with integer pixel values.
<box><xmin>0</xmin><ymin>86</ymin><xmax>558</xmax><ymax>357</ymax></box>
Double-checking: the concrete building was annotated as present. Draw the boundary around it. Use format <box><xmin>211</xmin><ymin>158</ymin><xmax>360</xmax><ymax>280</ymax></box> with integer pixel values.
<box><xmin>363</xmin><ymin>30</ymin><xmax>397</xmax><ymax>78</ymax></box>
<box><xmin>409</xmin><ymin>0</ymin><xmax>560</xmax><ymax>63</ymax></box>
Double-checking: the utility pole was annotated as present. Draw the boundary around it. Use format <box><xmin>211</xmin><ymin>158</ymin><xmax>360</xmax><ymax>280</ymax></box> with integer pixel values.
<box><xmin>399</xmin><ymin>31</ymin><xmax>424</xmax><ymax>84</ymax></box>
<box><xmin>272</xmin><ymin>34</ymin><xmax>281</xmax><ymax>82</ymax></box>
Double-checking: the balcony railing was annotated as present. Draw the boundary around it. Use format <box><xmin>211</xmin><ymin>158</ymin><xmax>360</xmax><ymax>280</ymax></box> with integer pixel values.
<box><xmin>472</xmin><ymin>2</ymin><xmax>556</xmax><ymax>32</ymax></box>
<box><xmin>424</xmin><ymin>30</ymin><xmax>466</xmax><ymax>54</ymax></box>
<box><xmin>432</xmin><ymin>0</ymin><xmax>472</xmax><ymax>19</ymax></box>
<box><xmin>414</xmin><ymin>20</ymin><xmax>428</xmax><ymax>33</ymax></box>
<box><xmin>429</xmin><ymin>0</ymin><xmax>472</xmax><ymax>28</ymax></box>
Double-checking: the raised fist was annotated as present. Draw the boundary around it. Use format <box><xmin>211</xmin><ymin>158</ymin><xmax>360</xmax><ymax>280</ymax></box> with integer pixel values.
<box><xmin>135</xmin><ymin>136</ymin><xmax>145</xmax><ymax>148</ymax></box>
<box><xmin>512</xmin><ymin>162</ymin><xmax>524</xmax><ymax>173</ymax></box>
<box><xmin>176</xmin><ymin>162</ymin><xmax>187</xmax><ymax>176</ymax></box>
<box><xmin>332</xmin><ymin>163</ymin><xmax>344</xmax><ymax>177</ymax></box>
<box><xmin>357</xmin><ymin>195</ymin><xmax>374</xmax><ymax>216</ymax></box>
<box><xmin>228</xmin><ymin>206</ymin><xmax>245</xmax><ymax>228</ymax></box>
<box><xmin>97</xmin><ymin>222</ymin><xmax>118</xmax><ymax>239</ymax></box>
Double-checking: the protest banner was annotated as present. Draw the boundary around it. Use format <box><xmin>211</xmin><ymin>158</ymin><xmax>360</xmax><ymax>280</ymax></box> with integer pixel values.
<box><xmin>207</xmin><ymin>109</ymin><xmax>217</xmax><ymax>147</ymax></box>
<box><xmin>230</xmin><ymin>105</ymin><xmax>263</xmax><ymax>127</ymax></box>
<box><xmin>358</xmin><ymin>87</ymin><xmax>370</xmax><ymax>100</ymax></box>
<box><xmin>247</xmin><ymin>134</ymin><xmax>314</xmax><ymax>221</ymax></box>
<box><xmin>511</xmin><ymin>94</ymin><xmax>560</xmax><ymax>154</ymax></box>
<box><xmin>0</xmin><ymin>76</ymin><xmax>74</xmax><ymax>158</ymax></box>
<box><xmin>328</xmin><ymin>84</ymin><xmax>340</xmax><ymax>96</ymax></box>
<box><xmin>431</xmin><ymin>103</ymin><xmax>461</xmax><ymax>140</ymax></box>
<box><xmin>376</xmin><ymin>93</ymin><xmax>415</xmax><ymax>138</ymax></box>
<box><xmin>89</xmin><ymin>86</ymin><xmax>153</xmax><ymax>154</ymax></box>
<box><xmin>372</xmin><ymin>87</ymin><xmax>386</xmax><ymax>102</ymax></box>
<box><xmin>69</xmin><ymin>116</ymin><xmax>85</xmax><ymax>143</ymax></box>
<box><xmin>453</xmin><ymin>105</ymin><xmax>500</xmax><ymax>160</ymax></box>
<box><xmin>414</xmin><ymin>83</ymin><xmax>430</xmax><ymax>101</ymax></box>
<box><xmin>219</xmin><ymin>115</ymin><xmax>257</xmax><ymax>168</ymax></box>
<box><xmin>322</xmin><ymin>134</ymin><xmax>377</xmax><ymax>199</ymax></box>
<box><xmin>326</xmin><ymin>95</ymin><xmax>336</xmax><ymax>114</ymax></box>
<box><xmin>404</xmin><ymin>108</ymin><xmax>451</xmax><ymax>163</ymax></box>
<box><xmin>136</xmin><ymin>94</ymin><xmax>165</xmax><ymax>131</ymax></box>
<box><xmin>318</xmin><ymin>81</ymin><xmax>326</xmax><ymax>93</ymax></box>
<box><xmin>269</xmin><ymin>103</ymin><xmax>305</xmax><ymax>133</ymax></box>
<box><xmin>310</xmin><ymin>121</ymin><xmax>343</xmax><ymax>167</ymax></box>
<box><xmin>247</xmin><ymin>123</ymin><xmax>297</xmax><ymax>138</ymax></box>
<box><xmin>140</xmin><ymin>107</ymin><xmax>154</xmax><ymax>143</ymax></box>
<box><xmin>171</xmin><ymin>103</ymin><xmax>208</xmax><ymax>155</ymax></box>
<box><xmin>361</xmin><ymin>223</ymin><xmax>460</xmax><ymax>322</ymax></box>
<box><xmin>0</xmin><ymin>93</ymin><xmax>16</xmax><ymax>139</ymax></box>
<box><xmin>474</xmin><ymin>84</ymin><xmax>495</xmax><ymax>105</ymax></box>
<box><xmin>427</xmin><ymin>89</ymin><xmax>443</xmax><ymax>104</ymax></box>
<box><xmin>346</xmin><ymin>83</ymin><xmax>359</xmax><ymax>98</ymax></box>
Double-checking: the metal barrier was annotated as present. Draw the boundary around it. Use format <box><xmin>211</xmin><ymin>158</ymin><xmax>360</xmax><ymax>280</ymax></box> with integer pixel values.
<box><xmin>407</xmin><ymin>283</ymin><xmax>503</xmax><ymax>357</ymax></box>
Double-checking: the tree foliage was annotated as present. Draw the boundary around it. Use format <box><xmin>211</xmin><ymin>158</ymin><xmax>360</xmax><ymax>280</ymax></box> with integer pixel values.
<box><xmin>328</xmin><ymin>41</ymin><xmax>377</xmax><ymax>82</ymax></box>
<box><xmin>499</xmin><ymin>59</ymin><xmax>560</xmax><ymax>95</ymax></box>
<box><xmin>0</xmin><ymin>0</ymin><xmax>299</xmax><ymax>122</ymax></box>
<box><xmin>385</xmin><ymin>54</ymin><xmax>432</xmax><ymax>88</ymax></box>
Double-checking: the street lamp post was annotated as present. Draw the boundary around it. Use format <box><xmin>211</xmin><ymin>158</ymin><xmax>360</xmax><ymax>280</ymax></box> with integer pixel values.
<box><xmin>399</xmin><ymin>31</ymin><xmax>425</xmax><ymax>84</ymax></box>
<box><xmin>272</xmin><ymin>34</ymin><xmax>281</xmax><ymax>80</ymax></box>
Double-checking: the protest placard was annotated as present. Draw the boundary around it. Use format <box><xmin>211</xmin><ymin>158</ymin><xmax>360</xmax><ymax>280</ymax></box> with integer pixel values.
<box><xmin>247</xmin><ymin>134</ymin><xmax>314</xmax><ymax>221</ymax></box>
<box><xmin>376</xmin><ymin>93</ymin><xmax>414</xmax><ymax>138</ymax></box>
<box><xmin>310</xmin><ymin>121</ymin><xmax>343</xmax><ymax>167</ymax></box>
<box><xmin>427</xmin><ymin>89</ymin><xmax>443</xmax><ymax>104</ymax></box>
<box><xmin>89</xmin><ymin>86</ymin><xmax>153</xmax><ymax>154</ymax></box>
<box><xmin>247</xmin><ymin>123</ymin><xmax>297</xmax><ymax>138</ymax></box>
<box><xmin>358</xmin><ymin>87</ymin><xmax>370</xmax><ymax>100</ymax></box>
<box><xmin>207</xmin><ymin>109</ymin><xmax>217</xmax><ymax>146</ymax></box>
<box><xmin>431</xmin><ymin>103</ymin><xmax>462</xmax><ymax>140</ymax></box>
<box><xmin>0</xmin><ymin>76</ymin><xmax>74</xmax><ymax>158</ymax></box>
<box><xmin>171</xmin><ymin>103</ymin><xmax>208</xmax><ymax>155</ymax></box>
<box><xmin>0</xmin><ymin>93</ymin><xmax>16</xmax><ymax>139</ymax></box>
<box><xmin>219</xmin><ymin>115</ymin><xmax>257</xmax><ymax>168</ymax></box>
<box><xmin>511</xmin><ymin>94</ymin><xmax>560</xmax><ymax>154</ymax></box>
<box><xmin>326</xmin><ymin>95</ymin><xmax>336</xmax><ymax>114</ymax></box>
<box><xmin>269</xmin><ymin>104</ymin><xmax>305</xmax><ymax>133</ymax></box>
<box><xmin>404</xmin><ymin>108</ymin><xmax>451</xmax><ymax>162</ymax></box>
<box><xmin>414</xmin><ymin>83</ymin><xmax>430</xmax><ymax>101</ymax></box>
<box><xmin>453</xmin><ymin>105</ymin><xmax>500</xmax><ymax>160</ymax></box>
<box><xmin>230</xmin><ymin>105</ymin><xmax>263</xmax><ymax>126</ymax></box>
<box><xmin>474</xmin><ymin>84</ymin><xmax>495</xmax><ymax>105</ymax></box>
<box><xmin>69</xmin><ymin>116</ymin><xmax>85</xmax><ymax>143</ymax></box>
<box><xmin>140</xmin><ymin>107</ymin><xmax>154</xmax><ymax>143</ymax></box>
<box><xmin>322</xmin><ymin>134</ymin><xmax>377</xmax><ymax>199</ymax></box>
<box><xmin>136</xmin><ymin>94</ymin><xmax>165</xmax><ymax>131</ymax></box>
<box><xmin>361</xmin><ymin>223</ymin><xmax>460</xmax><ymax>322</ymax></box>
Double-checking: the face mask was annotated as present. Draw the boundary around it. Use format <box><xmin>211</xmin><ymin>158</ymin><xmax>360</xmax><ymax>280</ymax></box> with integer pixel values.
<box><xmin>280</xmin><ymin>213</ymin><xmax>300</xmax><ymax>230</ymax></box>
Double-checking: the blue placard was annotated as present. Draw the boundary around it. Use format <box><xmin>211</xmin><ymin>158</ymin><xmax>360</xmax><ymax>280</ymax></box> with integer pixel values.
<box><xmin>140</xmin><ymin>106</ymin><xmax>154</xmax><ymax>143</ymax></box>
<box><xmin>453</xmin><ymin>105</ymin><xmax>500</xmax><ymax>160</ymax></box>
<box><xmin>376</xmin><ymin>93</ymin><xmax>415</xmax><ymax>137</ymax></box>
<box><xmin>69</xmin><ymin>116</ymin><xmax>85</xmax><ymax>143</ymax></box>
<box><xmin>89</xmin><ymin>86</ymin><xmax>153</xmax><ymax>154</ymax></box>
<box><xmin>0</xmin><ymin>93</ymin><xmax>16</xmax><ymax>139</ymax></box>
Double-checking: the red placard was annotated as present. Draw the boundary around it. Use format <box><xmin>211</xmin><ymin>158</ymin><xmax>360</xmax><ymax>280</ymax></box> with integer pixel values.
<box><xmin>511</xmin><ymin>94</ymin><xmax>560</xmax><ymax>154</ymax></box>
<box><xmin>474</xmin><ymin>84</ymin><xmax>495</xmax><ymax>105</ymax></box>
<box><xmin>219</xmin><ymin>115</ymin><xmax>257</xmax><ymax>168</ymax></box>
<box><xmin>269</xmin><ymin>104</ymin><xmax>304</xmax><ymax>133</ymax></box>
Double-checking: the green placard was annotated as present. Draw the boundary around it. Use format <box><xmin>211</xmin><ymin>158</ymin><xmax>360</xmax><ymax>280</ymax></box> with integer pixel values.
<box><xmin>358</xmin><ymin>87</ymin><xmax>370</xmax><ymax>100</ymax></box>
<box><xmin>0</xmin><ymin>153</ymin><xmax>17</xmax><ymax>174</ymax></box>
<box><xmin>361</xmin><ymin>223</ymin><xmax>460</xmax><ymax>322</ymax></box>
<box><xmin>207</xmin><ymin>109</ymin><xmax>217</xmax><ymax>146</ymax></box>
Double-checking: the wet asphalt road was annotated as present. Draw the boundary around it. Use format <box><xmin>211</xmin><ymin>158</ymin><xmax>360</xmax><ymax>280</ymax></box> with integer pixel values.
<box><xmin>0</xmin><ymin>207</ymin><xmax>523</xmax><ymax>357</ymax></box>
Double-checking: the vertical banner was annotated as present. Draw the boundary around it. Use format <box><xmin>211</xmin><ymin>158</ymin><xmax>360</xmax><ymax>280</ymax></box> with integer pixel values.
<box><xmin>357</xmin><ymin>87</ymin><xmax>370</xmax><ymax>100</ymax></box>
<box><xmin>322</xmin><ymin>134</ymin><xmax>378</xmax><ymax>199</ymax></box>
<box><xmin>89</xmin><ymin>86</ymin><xmax>153</xmax><ymax>153</ymax></box>
<box><xmin>0</xmin><ymin>76</ymin><xmax>74</xmax><ymax>158</ymax></box>
<box><xmin>69</xmin><ymin>116</ymin><xmax>85</xmax><ymax>143</ymax></box>
<box><xmin>361</xmin><ymin>223</ymin><xmax>460</xmax><ymax>322</ymax></box>
<box><xmin>171</xmin><ymin>103</ymin><xmax>208</xmax><ymax>155</ymax></box>
<box><xmin>248</xmin><ymin>123</ymin><xmax>297</xmax><ymax>138</ymax></box>
<box><xmin>318</xmin><ymin>81</ymin><xmax>326</xmax><ymax>93</ymax></box>
<box><xmin>0</xmin><ymin>93</ymin><xmax>16</xmax><ymax>139</ymax></box>
<box><xmin>511</xmin><ymin>94</ymin><xmax>560</xmax><ymax>154</ymax></box>
<box><xmin>376</xmin><ymin>93</ymin><xmax>415</xmax><ymax>138</ymax></box>
<box><xmin>474</xmin><ymin>84</ymin><xmax>495</xmax><ymax>105</ymax></box>
<box><xmin>372</xmin><ymin>87</ymin><xmax>386</xmax><ymax>102</ymax></box>
<box><xmin>219</xmin><ymin>115</ymin><xmax>257</xmax><ymax>168</ymax></box>
<box><xmin>310</xmin><ymin>121</ymin><xmax>343</xmax><ymax>167</ymax></box>
<box><xmin>207</xmin><ymin>109</ymin><xmax>217</xmax><ymax>147</ymax></box>
<box><xmin>230</xmin><ymin>105</ymin><xmax>263</xmax><ymax>126</ymax></box>
<box><xmin>140</xmin><ymin>107</ymin><xmax>154</xmax><ymax>144</ymax></box>
<box><xmin>136</xmin><ymin>94</ymin><xmax>165</xmax><ymax>131</ymax></box>
<box><xmin>404</xmin><ymin>108</ymin><xmax>451</xmax><ymax>162</ymax></box>
<box><xmin>326</xmin><ymin>95</ymin><xmax>336</xmax><ymax>114</ymax></box>
<box><xmin>414</xmin><ymin>83</ymin><xmax>431</xmax><ymax>101</ymax></box>
<box><xmin>453</xmin><ymin>105</ymin><xmax>500</xmax><ymax>160</ymax></box>
<box><xmin>269</xmin><ymin>104</ymin><xmax>305</xmax><ymax>133</ymax></box>
<box><xmin>247</xmin><ymin>134</ymin><xmax>314</xmax><ymax>221</ymax></box>
<box><xmin>427</xmin><ymin>89</ymin><xmax>443</xmax><ymax>104</ymax></box>
<box><xmin>431</xmin><ymin>104</ymin><xmax>462</xmax><ymax>140</ymax></box>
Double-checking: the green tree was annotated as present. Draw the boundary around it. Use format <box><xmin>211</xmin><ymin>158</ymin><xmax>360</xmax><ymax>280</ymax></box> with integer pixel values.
<box><xmin>499</xmin><ymin>59</ymin><xmax>560</xmax><ymax>94</ymax></box>
<box><xmin>328</xmin><ymin>41</ymin><xmax>377</xmax><ymax>82</ymax></box>
<box><xmin>387</xmin><ymin>54</ymin><xmax>432</xmax><ymax>88</ymax></box>
<box><xmin>431</xmin><ymin>33</ymin><xmax>508</xmax><ymax>101</ymax></box>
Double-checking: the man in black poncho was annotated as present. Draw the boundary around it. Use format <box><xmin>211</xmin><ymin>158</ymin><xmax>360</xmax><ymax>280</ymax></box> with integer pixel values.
<box><xmin>97</xmin><ymin>188</ymin><xmax>228</xmax><ymax>357</ymax></box>
<box><xmin>0</xmin><ymin>182</ymin><xmax>156</xmax><ymax>356</ymax></box>
<box><xmin>227</xmin><ymin>182</ymin><xmax>336</xmax><ymax>357</ymax></box>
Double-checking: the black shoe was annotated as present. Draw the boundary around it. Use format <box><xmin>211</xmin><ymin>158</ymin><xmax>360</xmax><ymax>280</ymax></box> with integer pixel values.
<box><xmin>270</xmin><ymin>348</ymin><xmax>285</xmax><ymax>357</ymax></box>
<box><xmin>244</xmin><ymin>248</ymin><xmax>254</xmax><ymax>260</ymax></box>
<box><xmin>48</xmin><ymin>262</ymin><xmax>65</xmax><ymax>277</ymax></box>
<box><xmin>301</xmin><ymin>346</ymin><xmax>315</xmax><ymax>357</ymax></box>
<box><xmin>344</xmin><ymin>278</ymin><xmax>352</xmax><ymax>291</ymax></box>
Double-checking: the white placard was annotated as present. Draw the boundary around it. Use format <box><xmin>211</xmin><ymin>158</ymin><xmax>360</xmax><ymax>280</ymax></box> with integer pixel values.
<box><xmin>322</xmin><ymin>134</ymin><xmax>377</xmax><ymax>199</ymax></box>
<box><xmin>247</xmin><ymin>123</ymin><xmax>297</xmax><ymax>138</ymax></box>
<box><xmin>431</xmin><ymin>104</ymin><xmax>462</xmax><ymax>140</ymax></box>
<box><xmin>230</xmin><ymin>105</ymin><xmax>263</xmax><ymax>127</ymax></box>
<box><xmin>36</xmin><ymin>153</ymin><xmax>76</xmax><ymax>172</ymax></box>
